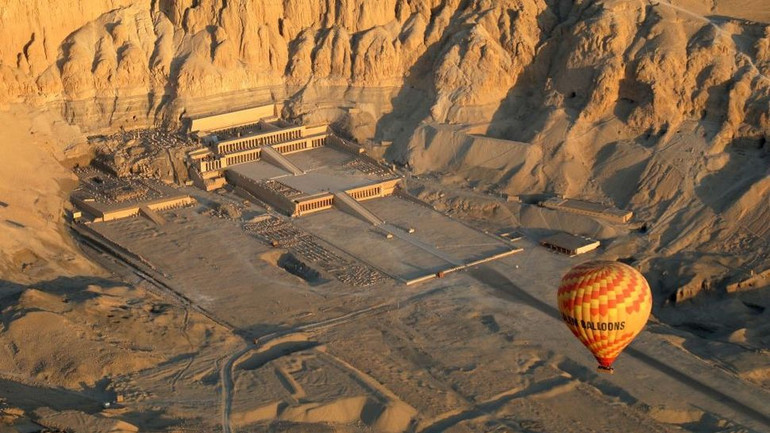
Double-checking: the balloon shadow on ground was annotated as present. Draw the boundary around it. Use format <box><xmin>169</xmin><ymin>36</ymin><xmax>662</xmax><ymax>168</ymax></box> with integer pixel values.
<box><xmin>469</xmin><ymin>264</ymin><xmax>770</xmax><ymax>428</ymax></box>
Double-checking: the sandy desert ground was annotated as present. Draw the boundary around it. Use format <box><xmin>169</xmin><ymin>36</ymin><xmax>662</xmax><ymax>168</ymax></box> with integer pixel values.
<box><xmin>1</xmin><ymin>0</ymin><xmax>769</xmax><ymax>432</ymax></box>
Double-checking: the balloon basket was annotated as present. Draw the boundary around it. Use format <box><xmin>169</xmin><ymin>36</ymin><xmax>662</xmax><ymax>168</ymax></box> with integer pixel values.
<box><xmin>596</xmin><ymin>365</ymin><xmax>614</xmax><ymax>374</ymax></box>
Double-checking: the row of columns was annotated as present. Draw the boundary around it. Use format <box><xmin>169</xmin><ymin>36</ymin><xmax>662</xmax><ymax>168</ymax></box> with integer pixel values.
<box><xmin>298</xmin><ymin>198</ymin><xmax>333</xmax><ymax>213</ymax></box>
<box><xmin>351</xmin><ymin>186</ymin><xmax>381</xmax><ymax>200</ymax></box>
<box><xmin>226</xmin><ymin>150</ymin><xmax>260</xmax><ymax>166</ymax></box>
<box><xmin>219</xmin><ymin>128</ymin><xmax>303</xmax><ymax>154</ymax></box>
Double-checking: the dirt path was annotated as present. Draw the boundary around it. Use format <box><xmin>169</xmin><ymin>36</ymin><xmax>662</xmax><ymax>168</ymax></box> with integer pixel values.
<box><xmin>220</xmin><ymin>343</ymin><xmax>255</xmax><ymax>433</ymax></box>
<box><xmin>170</xmin><ymin>309</ymin><xmax>195</xmax><ymax>393</ymax></box>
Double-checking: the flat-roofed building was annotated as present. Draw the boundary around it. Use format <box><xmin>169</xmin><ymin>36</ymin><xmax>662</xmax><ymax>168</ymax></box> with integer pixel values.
<box><xmin>189</xmin><ymin>104</ymin><xmax>278</xmax><ymax>135</ymax></box>
<box><xmin>540</xmin><ymin>197</ymin><xmax>632</xmax><ymax>223</ymax></box>
<box><xmin>540</xmin><ymin>232</ymin><xmax>600</xmax><ymax>256</ymax></box>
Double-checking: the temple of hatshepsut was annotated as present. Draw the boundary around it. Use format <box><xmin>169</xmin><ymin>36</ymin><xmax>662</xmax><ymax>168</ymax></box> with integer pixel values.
<box><xmin>70</xmin><ymin>103</ymin><xmax>521</xmax><ymax>287</ymax></box>
<box><xmin>186</xmin><ymin>104</ymin><xmax>402</xmax><ymax>218</ymax></box>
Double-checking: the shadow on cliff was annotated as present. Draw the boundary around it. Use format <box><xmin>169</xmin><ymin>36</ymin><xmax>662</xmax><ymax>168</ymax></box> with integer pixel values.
<box><xmin>0</xmin><ymin>378</ymin><xmax>103</xmax><ymax>414</ymax></box>
<box><xmin>0</xmin><ymin>276</ymin><xmax>128</xmax><ymax>324</ymax></box>
<box><xmin>0</xmin><ymin>275</ymin><xmax>126</xmax><ymax>298</ymax></box>
<box><xmin>695</xmin><ymin>141</ymin><xmax>768</xmax><ymax>213</ymax></box>
<box><xmin>484</xmin><ymin>2</ymin><xmax>585</xmax><ymax>145</ymax></box>
<box><xmin>485</xmin><ymin>57</ymin><xmax>557</xmax><ymax>144</ymax></box>
<box><xmin>373</xmin><ymin>62</ymin><xmax>437</xmax><ymax>166</ymax></box>
<box><xmin>374</xmin><ymin>2</ymin><xmax>472</xmax><ymax>166</ymax></box>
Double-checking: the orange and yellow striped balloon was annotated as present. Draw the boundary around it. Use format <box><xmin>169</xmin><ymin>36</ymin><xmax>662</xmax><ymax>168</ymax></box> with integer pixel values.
<box><xmin>557</xmin><ymin>261</ymin><xmax>652</xmax><ymax>372</ymax></box>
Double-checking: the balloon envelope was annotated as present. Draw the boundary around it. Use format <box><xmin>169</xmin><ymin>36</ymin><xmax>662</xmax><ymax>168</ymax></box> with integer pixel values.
<box><xmin>557</xmin><ymin>261</ymin><xmax>652</xmax><ymax>370</ymax></box>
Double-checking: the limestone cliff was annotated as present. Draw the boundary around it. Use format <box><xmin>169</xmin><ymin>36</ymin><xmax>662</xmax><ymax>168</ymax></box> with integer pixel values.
<box><xmin>0</xmin><ymin>0</ymin><xmax>766</xmax><ymax>147</ymax></box>
<box><xmin>0</xmin><ymin>0</ymin><xmax>768</xmax><ymax>295</ymax></box>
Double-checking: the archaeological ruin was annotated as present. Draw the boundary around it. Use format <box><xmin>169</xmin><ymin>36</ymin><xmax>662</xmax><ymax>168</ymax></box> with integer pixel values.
<box><xmin>70</xmin><ymin>103</ymin><xmax>522</xmax><ymax>288</ymax></box>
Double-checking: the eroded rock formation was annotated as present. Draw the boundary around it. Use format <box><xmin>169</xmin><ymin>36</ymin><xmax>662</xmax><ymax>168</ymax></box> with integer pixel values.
<box><xmin>0</xmin><ymin>0</ymin><xmax>768</xmax><ymax>298</ymax></box>
<box><xmin>0</xmin><ymin>0</ymin><xmax>765</xmax><ymax>145</ymax></box>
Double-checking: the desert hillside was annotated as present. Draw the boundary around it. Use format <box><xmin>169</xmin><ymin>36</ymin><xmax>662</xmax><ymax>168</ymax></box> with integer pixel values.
<box><xmin>1</xmin><ymin>0</ymin><xmax>768</xmax><ymax>310</ymax></box>
<box><xmin>1</xmin><ymin>0</ymin><xmax>769</xmax><ymax>141</ymax></box>
<box><xmin>0</xmin><ymin>0</ymin><xmax>769</xmax><ymax>432</ymax></box>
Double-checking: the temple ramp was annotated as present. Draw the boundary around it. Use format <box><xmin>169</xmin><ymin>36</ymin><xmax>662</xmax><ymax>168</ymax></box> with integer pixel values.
<box><xmin>333</xmin><ymin>192</ymin><xmax>384</xmax><ymax>226</ymax></box>
<box><xmin>139</xmin><ymin>206</ymin><xmax>166</xmax><ymax>226</ymax></box>
<box><xmin>261</xmin><ymin>145</ymin><xmax>304</xmax><ymax>175</ymax></box>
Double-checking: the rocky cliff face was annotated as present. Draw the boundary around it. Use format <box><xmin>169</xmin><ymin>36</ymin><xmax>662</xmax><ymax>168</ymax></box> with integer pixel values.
<box><xmin>1</xmin><ymin>0</ymin><xmax>767</xmax><ymax>143</ymax></box>
<box><xmin>1</xmin><ymin>0</ymin><xmax>768</xmax><ymax>295</ymax></box>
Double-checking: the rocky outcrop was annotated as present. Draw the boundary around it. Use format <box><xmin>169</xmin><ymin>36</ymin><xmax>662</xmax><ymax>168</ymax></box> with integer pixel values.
<box><xmin>0</xmin><ymin>0</ymin><xmax>767</xmax><ymax>149</ymax></box>
<box><xmin>1</xmin><ymin>0</ymin><xmax>766</xmax><ymax>155</ymax></box>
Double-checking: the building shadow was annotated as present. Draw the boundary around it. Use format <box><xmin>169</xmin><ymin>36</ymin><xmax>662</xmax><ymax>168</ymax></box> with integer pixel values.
<box><xmin>0</xmin><ymin>276</ymin><xmax>129</xmax><ymax>329</ymax></box>
<box><xmin>234</xmin><ymin>323</ymin><xmax>296</xmax><ymax>341</ymax></box>
<box><xmin>485</xmin><ymin>56</ymin><xmax>560</xmax><ymax>144</ymax></box>
<box><xmin>118</xmin><ymin>408</ymin><xmax>189</xmax><ymax>431</ymax></box>
<box><xmin>0</xmin><ymin>378</ymin><xmax>103</xmax><ymax>414</ymax></box>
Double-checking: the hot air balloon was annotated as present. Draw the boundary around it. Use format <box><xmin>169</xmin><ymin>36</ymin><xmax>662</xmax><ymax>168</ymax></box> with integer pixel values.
<box><xmin>557</xmin><ymin>261</ymin><xmax>652</xmax><ymax>373</ymax></box>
